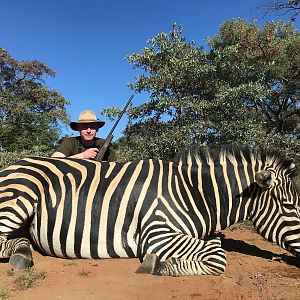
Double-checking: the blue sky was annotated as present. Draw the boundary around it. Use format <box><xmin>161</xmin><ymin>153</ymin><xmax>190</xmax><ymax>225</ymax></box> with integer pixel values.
<box><xmin>1</xmin><ymin>0</ymin><xmax>299</xmax><ymax>139</ymax></box>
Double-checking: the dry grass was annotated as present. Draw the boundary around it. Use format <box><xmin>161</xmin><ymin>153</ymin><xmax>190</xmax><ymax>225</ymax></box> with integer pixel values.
<box><xmin>228</xmin><ymin>220</ymin><xmax>255</xmax><ymax>231</ymax></box>
<box><xmin>77</xmin><ymin>269</ymin><xmax>91</xmax><ymax>277</ymax></box>
<box><xmin>0</xmin><ymin>267</ymin><xmax>46</xmax><ymax>298</ymax></box>
<box><xmin>13</xmin><ymin>268</ymin><xmax>46</xmax><ymax>289</ymax></box>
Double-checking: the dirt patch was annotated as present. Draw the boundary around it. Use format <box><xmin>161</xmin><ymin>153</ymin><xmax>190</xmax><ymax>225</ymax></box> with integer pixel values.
<box><xmin>0</xmin><ymin>228</ymin><xmax>299</xmax><ymax>300</ymax></box>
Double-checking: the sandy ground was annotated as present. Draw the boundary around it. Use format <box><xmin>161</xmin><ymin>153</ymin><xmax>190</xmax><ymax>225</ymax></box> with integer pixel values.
<box><xmin>0</xmin><ymin>227</ymin><xmax>299</xmax><ymax>300</ymax></box>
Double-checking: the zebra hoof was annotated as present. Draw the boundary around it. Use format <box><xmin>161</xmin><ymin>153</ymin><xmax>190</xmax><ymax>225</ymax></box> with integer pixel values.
<box><xmin>9</xmin><ymin>254</ymin><xmax>32</xmax><ymax>271</ymax></box>
<box><xmin>136</xmin><ymin>254</ymin><xmax>159</xmax><ymax>274</ymax></box>
<box><xmin>9</xmin><ymin>246</ymin><xmax>33</xmax><ymax>271</ymax></box>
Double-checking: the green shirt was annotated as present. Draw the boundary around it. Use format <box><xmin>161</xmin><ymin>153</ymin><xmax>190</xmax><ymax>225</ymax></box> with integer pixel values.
<box><xmin>56</xmin><ymin>136</ymin><xmax>117</xmax><ymax>161</ymax></box>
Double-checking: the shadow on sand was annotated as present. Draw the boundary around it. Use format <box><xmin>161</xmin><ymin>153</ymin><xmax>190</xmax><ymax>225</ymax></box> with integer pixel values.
<box><xmin>221</xmin><ymin>235</ymin><xmax>299</xmax><ymax>268</ymax></box>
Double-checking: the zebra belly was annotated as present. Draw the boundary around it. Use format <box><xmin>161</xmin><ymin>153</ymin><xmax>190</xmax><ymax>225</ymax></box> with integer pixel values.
<box><xmin>29</xmin><ymin>223</ymin><xmax>138</xmax><ymax>259</ymax></box>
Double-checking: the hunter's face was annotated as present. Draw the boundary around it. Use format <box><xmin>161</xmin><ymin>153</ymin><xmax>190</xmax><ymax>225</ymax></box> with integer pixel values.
<box><xmin>78</xmin><ymin>123</ymin><xmax>98</xmax><ymax>141</ymax></box>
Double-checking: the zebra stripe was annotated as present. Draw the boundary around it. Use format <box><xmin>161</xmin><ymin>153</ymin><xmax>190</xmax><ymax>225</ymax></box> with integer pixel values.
<box><xmin>0</xmin><ymin>146</ymin><xmax>299</xmax><ymax>276</ymax></box>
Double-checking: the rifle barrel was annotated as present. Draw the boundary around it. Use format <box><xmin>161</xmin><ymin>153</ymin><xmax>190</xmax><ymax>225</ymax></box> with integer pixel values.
<box><xmin>107</xmin><ymin>94</ymin><xmax>134</xmax><ymax>136</ymax></box>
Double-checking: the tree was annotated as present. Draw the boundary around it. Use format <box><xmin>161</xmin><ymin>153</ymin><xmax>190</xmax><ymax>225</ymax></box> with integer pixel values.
<box><xmin>259</xmin><ymin>0</ymin><xmax>300</xmax><ymax>21</ymax></box>
<box><xmin>106</xmin><ymin>24</ymin><xmax>219</xmax><ymax>160</ymax></box>
<box><xmin>0</xmin><ymin>47</ymin><xmax>70</xmax><ymax>152</ymax></box>
<box><xmin>207</xmin><ymin>19</ymin><xmax>300</xmax><ymax>151</ymax></box>
<box><xmin>102</xmin><ymin>21</ymin><xmax>300</xmax><ymax>161</ymax></box>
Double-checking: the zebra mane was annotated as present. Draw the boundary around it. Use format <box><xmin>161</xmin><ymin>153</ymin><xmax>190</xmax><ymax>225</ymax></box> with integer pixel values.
<box><xmin>173</xmin><ymin>145</ymin><xmax>297</xmax><ymax>176</ymax></box>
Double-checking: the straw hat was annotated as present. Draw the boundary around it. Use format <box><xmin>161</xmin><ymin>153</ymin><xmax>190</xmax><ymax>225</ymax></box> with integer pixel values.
<box><xmin>70</xmin><ymin>110</ymin><xmax>105</xmax><ymax>131</ymax></box>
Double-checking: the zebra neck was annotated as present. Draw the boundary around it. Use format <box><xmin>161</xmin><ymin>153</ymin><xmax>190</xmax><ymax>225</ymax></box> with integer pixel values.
<box><xmin>184</xmin><ymin>165</ymin><xmax>255</xmax><ymax>233</ymax></box>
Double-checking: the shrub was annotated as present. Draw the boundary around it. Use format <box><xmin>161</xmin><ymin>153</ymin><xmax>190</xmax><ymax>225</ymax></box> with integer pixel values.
<box><xmin>0</xmin><ymin>146</ymin><xmax>54</xmax><ymax>170</ymax></box>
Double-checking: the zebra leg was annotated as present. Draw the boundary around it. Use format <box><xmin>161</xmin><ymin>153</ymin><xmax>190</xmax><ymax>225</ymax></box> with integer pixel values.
<box><xmin>0</xmin><ymin>202</ymin><xmax>34</xmax><ymax>271</ymax></box>
<box><xmin>136</xmin><ymin>236</ymin><xmax>227</xmax><ymax>276</ymax></box>
<box><xmin>0</xmin><ymin>235</ymin><xmax>32</xmax><ymax>271</ymax></box>
<box><xmin>9</xmin><ymin>239</ymin><xmax>33</xmax><ymax>271</ymax></box>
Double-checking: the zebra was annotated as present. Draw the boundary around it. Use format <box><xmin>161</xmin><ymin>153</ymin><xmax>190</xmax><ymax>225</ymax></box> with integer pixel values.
<box><xmin>0</xmin><ymin>146</ymin><xmax>299</xmax><ymax>276</ymax></box>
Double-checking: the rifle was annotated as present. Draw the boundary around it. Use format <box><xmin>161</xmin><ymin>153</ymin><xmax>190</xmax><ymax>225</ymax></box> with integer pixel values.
<box><xmin>95</xmin><ymin>94</ymin><xmax>134</xmax><ymax>162</ymax></box>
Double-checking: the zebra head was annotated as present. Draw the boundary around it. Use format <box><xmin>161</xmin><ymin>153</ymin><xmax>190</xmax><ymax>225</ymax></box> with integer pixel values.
<box><xmin>251</xmin><ymin>156</ymin><xmax>300</xmax><ymax>257</ymax></box>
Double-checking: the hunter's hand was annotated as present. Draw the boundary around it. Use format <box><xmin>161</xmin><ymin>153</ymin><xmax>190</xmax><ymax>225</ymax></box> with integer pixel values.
<box><xmin>80</xmin><ymin>148</ymin><xmax>99</xmax><ymax>159</ymax></box>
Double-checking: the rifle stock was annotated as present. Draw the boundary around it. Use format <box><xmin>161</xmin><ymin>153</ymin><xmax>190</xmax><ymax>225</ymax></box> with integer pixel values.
<box><xmin>95</xmin><ymin>94</ymin><xmax>134</xmax><ymax>162</ymax></box>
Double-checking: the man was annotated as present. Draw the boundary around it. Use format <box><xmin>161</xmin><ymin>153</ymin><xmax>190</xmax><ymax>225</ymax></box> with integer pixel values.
<box><xmin>51</xmin><ymin>110</ymin><xmax>116</xmax><ymax>161</ymax></box>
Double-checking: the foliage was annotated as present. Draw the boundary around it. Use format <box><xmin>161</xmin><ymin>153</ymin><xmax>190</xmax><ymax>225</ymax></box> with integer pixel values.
<box><xmin>77</xmin><ymin>269</ymin><xmax>91</xmax><ymax>277</ymax></box>
<box><xmin>13</xmin><ymin>268</ymin><xmax>46</xmax><ymax>289</ymax></box>
<box><xmin>0</xmin><ymin>287</ymin><xmax>8</xmax><ymax>300</ymax></box>
<box><xmin>0</xmin><ymin>146</ymin><xmax>53</xmax><ymax>170</ymax></box>
<box><xmin>0</xmin><ymin>47</ymin><xmax>70</xmax><ymax>152</ymax></box>
<box><xmin>207</xmin><ymin>19</ymin><xmax>300</xmax><ymax>153</ymax></box>
<box><xmin>0</xmin><ymin>268</ymin><xmax>46</xmax><ymax>297</ymax></box>
<box><xmin>259</xmin><ymin>0</ymin><xmax>300</xmax><ymax>21</ymax></box>
<box><xmin>102</xmin><ymin>21</ymin><xmax>300</xmax><ymax>161</ymax></box>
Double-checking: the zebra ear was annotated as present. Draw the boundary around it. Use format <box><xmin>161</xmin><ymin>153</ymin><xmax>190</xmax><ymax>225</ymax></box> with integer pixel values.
<box><xmin>255</xmin><ymin>170</ymin><xmax>274</xmax><ymax>188</ymax></box>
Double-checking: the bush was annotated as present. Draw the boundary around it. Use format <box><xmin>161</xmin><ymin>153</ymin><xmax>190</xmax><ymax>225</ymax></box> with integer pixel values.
<box><xmin>0</xmin><ymin>146</ymin><xmax>54</xmax><ymax>171</ymax></box>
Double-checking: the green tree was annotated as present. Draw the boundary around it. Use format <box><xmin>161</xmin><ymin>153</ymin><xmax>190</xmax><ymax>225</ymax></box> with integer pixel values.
<box><xmin>0</xmin><ymin>47</ymin><xmax>70</xmax><ymax>152</ymax></box>
<box><xmin>104</xmin><ymin>24</ymin><xmax>218</xmax><ymax>160</ymax></box>
<box><xmin>103</xmin><ymin>21</ymin><xmax>300</xmax><ymax>161</ymax></box>
<box><xmin>208</xmin><ymin>19</ymin><xmax>300</xmax><ymax>152</ymax></box>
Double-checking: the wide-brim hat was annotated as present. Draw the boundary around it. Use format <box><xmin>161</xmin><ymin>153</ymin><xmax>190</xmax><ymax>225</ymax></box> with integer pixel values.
<box><xmin>70</xmin><ymin>110</ymin><xmax>105</xmax><ymax>131</ymax></box>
